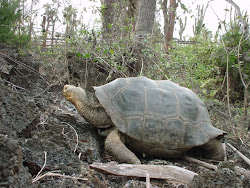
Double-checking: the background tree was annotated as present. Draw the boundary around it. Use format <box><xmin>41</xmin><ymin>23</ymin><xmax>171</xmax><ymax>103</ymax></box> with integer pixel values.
<box><xmin>193</xmin><ymin>4</ymin><xmax>208</xmax><ymax>36</ymax></box>
<box><xmin>127</xmin><ymin>0</ymin><xmax>138</xmax><ymax>32</ymax></box>
<box><xmin>50</xmin><ymin>1</ymin><xmax>60</xmax><ymax>47</ymax></box>
<box><xmin>160</xmin><ymin>0</ymin><xmax>178</xmax><ymax>53</ymax></box>
<box><xmin>132</xmin><ymin>0</ymin><xmax>156</xmax><ymax>74</ymax></box>
<box><xmin>135</xmin><ymin>0</ymin><xmax>156</xmax><ymax>39</ymax></box>
<box><xmin>225</xmin><ymin>0</ymin><xmax>249</xmax><ymax>36</ymax></box>
<box><xmin>41</xmin><ymin>3</ymin><xmax>60</xmax><ymax>47</ymax></box>
<box><xmin>178</xmin><ymin>16</ymin><xmax>187</xmax><ymax>40</ymax></box>
<box><xmin>101</xmin><ymin>0</ymin><xmax>114</xmax><ymax>39</ymax></box>
<box><xmin>112</xmin><ymin>0</ymin><xmax>138</xmax><ymax>38</ymax></box>
<box><xmin>0</xmin><ymin>0</ymin><xmax>21</xmax><ymax>44</ymax></box>
<box><xmin>27</xmin><ymin>0</ymin><xmax>38</xmax><ymax>43</ymax></box>
<box><xmin>101</xmin><ymin>0</ymin><xmax>138</xmax><ymax>40</ymax></box>
<box><xmin>63</xmin><ymin>5</ymin><xmax>78</xmax><ymax>39</ymax></box>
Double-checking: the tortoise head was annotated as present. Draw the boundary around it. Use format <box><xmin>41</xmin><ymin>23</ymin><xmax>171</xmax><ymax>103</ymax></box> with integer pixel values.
<box><xmin>63</xmin><ymin>85</ymin><xmax>113</xmax><ymax>128</ymax></box>
<box><xmin>63</xmin><ymin>85</ymin><xmax>87</xmax><ymax>111</ymax></box>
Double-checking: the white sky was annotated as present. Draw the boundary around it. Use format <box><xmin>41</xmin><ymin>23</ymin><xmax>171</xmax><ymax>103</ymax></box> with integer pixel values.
<box><xmin>27</xmin><ymin>0</ymin><xmax>250</xmax><ymax>39</ymax></box>
<box><xmin>174</xmin><ymin>0</ymin><xmax>250</xmax><ymax>39</ymax></box>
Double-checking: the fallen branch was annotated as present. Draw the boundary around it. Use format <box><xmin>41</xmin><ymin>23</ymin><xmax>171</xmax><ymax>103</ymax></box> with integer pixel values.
<box><xmin>32</xmin><ymin>172</ymin><xmax>88</xmax><ymax>183</ymax></box>
<box><xmin>227</xmin><ymin>143</ymin><xmax>250</xmax><ymax>166</ymax></box>
<box><xmin>146</xmin><ymin>173</ymin><xmax>150</xmax><ymax>188</ymax></box>
<box><xmin>222</xmin><ymin>142</ymin><xmax>227</xmax><ymax>161</ymax></box>
<box><xmin>90</xmin><ymin>162</ymin><xmax>198</xmax><ymax>184</ymax></box>
<box><xmin>61</xmin><ymin>122</ymin><xmax>79</xmax><ymax>153</ymax></box>
<box><xmin>183</xmin><ymin>156</ymin><xmax>218</xmax><ymax>170</ymax></box>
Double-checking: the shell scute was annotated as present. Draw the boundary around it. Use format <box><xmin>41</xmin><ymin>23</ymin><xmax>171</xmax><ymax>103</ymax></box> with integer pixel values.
<box><xmin>94</xmin><ymin>77</ymin><xmax>224</xmax><ymax>149</ymax></box>
<box><xmin>145</xmin><ymin>87</ymin><xmax>178</xmax><ymax>118</ymax></box>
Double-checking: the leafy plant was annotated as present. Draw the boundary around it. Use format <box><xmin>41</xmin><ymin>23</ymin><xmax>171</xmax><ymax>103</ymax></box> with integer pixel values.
<box><xmin>0</xmin><ymin>0</ymin><xmax>29</xmax><ymax>46</ymax></box>
<box><xmin>169</xmin><ymin>35</ymin><xmax>221</xmax><ymax>89</ymax></box>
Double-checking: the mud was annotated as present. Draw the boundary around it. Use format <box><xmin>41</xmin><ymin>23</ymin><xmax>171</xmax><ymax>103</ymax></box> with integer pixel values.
<box><xmin>0</xmin><ymin>43</ymin><xmax>249</xmax><ymax>187</ymax></box>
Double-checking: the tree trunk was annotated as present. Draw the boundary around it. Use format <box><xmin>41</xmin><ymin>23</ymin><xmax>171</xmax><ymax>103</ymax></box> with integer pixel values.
<box><xmin>135</xmin><ymin>0</ymin><xmax>156</xmax><ymax>39</ymax></box>
<box><xmin>179</xmin><ymin>16</ymin><xmax>187</xmax><ymax>40</ymax></box>
<box><xmin>161</xmin><ymin>0</ymin><xmax>177</xmax><ymax>53</ymax></box>
<box><xmin>28</xmin><ymin>0</ymin><xmax>34</xmax><ymax>44</ymax></box>
<box><xmin>102</xmin><ymin>0</ymin><xmax>114</xmax><ymax>39</ymax></box>
<box><xmin>41</xmin><ymin>16</ymin><xmax>47</xmax><ymax>48</ymax></box>
<box><xmin>193</xmin><ymin>4</ymin><xmax>208</xmax><ymax>36</ymax></box>
<box><xmin>127</xmin><ymin>0</ymin><xmax>138</xmax><ymax>32</ymax></box>
<box><xmin>51</xmin><ymin>3</ymin><xmax>60</xmax><ymax>48</ymax></box>
<box><xmin>51</xmin><ymin>20</ymin><xmax>55</xmax><ymax>47</ymax></box>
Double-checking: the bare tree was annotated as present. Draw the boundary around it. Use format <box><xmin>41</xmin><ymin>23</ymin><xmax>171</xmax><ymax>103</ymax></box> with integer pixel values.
<box><xmin>178</xmin><ymin>16</ymin><xmax>187</xmax><ymax>40</ymax></box>
<box><xmin>193</xmin><ymin>4</ymin><xmax>208</xmax><ymax>36</ymax></box>
<box><xmin>63</xmin><ymin>5</ymin><xmax>78</xmax><ymax>39</ymax></box>
<box><xmin>41</xmin><ymin>2</ymin><xmax>60</xmax><ymax>47</ymax></box>
<box><xmin>28</xmin><ymin>0</ymin><xmax>36</xmax><ymax>43</ymax></box>
<box><xmin>225</xmin><ymin>0</ymin><xmax>249</xmax><ymax>36</ymax></box>
<box><xmin>51</xmin><ymin>1</ymin><xmax>60</xmax><ymax>47</ymax></box>
<box><xmin>160</xmin><ymin>0</ymin><xmax>178</xmax><ymax>53</ymax></box>
<box><xmin>41</xmin><ymin>5</ymin><xmax>51</xmax><ymax>48</ymax></box>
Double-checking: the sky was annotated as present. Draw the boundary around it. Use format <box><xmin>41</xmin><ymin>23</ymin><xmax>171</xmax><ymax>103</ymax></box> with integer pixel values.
<box><xmin>27</xmin><ymin>0</ymin><xmax>250</xmax><ymax>39</ymax></box>
<box><xmin>175</xmin><ymin>0</ymin><xmax>250</xmax><ymax>39</ymax></box>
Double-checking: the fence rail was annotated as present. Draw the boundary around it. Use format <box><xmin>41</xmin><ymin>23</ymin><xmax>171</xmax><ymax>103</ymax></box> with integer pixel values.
<box><xmin>31</xmin><ymin>37</ymin><xmax>65</xmax><ymax>47</ymax></box>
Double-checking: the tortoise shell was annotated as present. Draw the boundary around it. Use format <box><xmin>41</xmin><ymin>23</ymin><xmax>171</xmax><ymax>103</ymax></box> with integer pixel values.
<box><xmin>94</xmin><ymin>77</ymin><xmax>224</xmax><ymax>150</ymax></box>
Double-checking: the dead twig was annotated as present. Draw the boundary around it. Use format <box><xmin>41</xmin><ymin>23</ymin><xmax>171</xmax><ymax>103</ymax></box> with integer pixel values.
<box><xmin>61</xmin><ymin>122</ymin><xmax>79</xmax><ymax>153</ymax></box>
<box><xmin>140</xmin><ymin>57</ymin><xmax>144</xmax><ymax>76</ymax></box>
<box><xmin>221</xmin><ymin>38</ymin><xmax>238</xmax><ymax>138</ymax></box>
<box><xmin>152</xmin><ymin>60</ymin><xmax>169</xmax><ymax>79</ymax></box>
<box><xmin>227</xmin><ymin>143</ymin><xmax>250</xmax><ymax>166</ymax></box>
<box><xmin>32</xmin><ymin>172</ymin><xmax>88</xmax><ymax>183</ymax></box>
<box><xmin>222</xmin><ymin>143</ymin><xmax>227</xmax><ymax>161</ymax></box>
<box><xmin>3</xmin><ymin>79</ymin><xmax>35</xmax><ymax>94</ymax></box>
<box><xmin>33</xmin><ymin>151</ymin><xmax>47</xmax><ymax>182</ymax></box>
<box><xmin>32</xmin><ymin>151</ymin><xmax>87</xmax><ymax>183</ymax></box>
<box><xmin>183</xmin><ymin>156</ymin><xmax>218</xmax><ymax>170</ymax></box>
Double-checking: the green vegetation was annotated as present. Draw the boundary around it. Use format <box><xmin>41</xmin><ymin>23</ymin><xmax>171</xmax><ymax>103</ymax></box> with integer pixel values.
<box><xmin>0</xmin><ymin>0</ymin><xmax>28</xmax><ymax>46</ymax></box>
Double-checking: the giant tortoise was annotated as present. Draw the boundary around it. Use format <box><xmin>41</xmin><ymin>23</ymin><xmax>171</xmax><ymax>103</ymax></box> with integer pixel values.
<box><xmin>63</xmin><ymin>77</ymin><xmax>225</xmax><ymax>164</ymax></box>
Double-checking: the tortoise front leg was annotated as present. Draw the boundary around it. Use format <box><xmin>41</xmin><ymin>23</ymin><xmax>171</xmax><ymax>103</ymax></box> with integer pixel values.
<box><xmin>105</xmin><ymin>129</ymin><xmax>141</xmax><ymax>164</ymax></box>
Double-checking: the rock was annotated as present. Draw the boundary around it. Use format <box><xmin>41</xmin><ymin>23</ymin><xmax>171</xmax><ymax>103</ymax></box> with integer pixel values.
<box><xmin>0</xmin><ymin>134</ymin><xmax>32</xmax><ymax>187</ymax></box>
<box><xmin>67</xmin><ymin>52</ymin><xmax>108</xmax><ymax>91</ymax></box>
<box><xmin>0</xmin><ymin>56</ymin><xmax>13</xmax><ymax>74</ymax></box>
<box><xmin>188</xmin><ymin>168</ymin><xmax>244</xmax><ymax>188</ymax></box>
<box><xmin>20</xmin><ymin>102</ymin><xmax>103</xmax><ymax>185</ymax></box>
<box><xmin>0</xmin><ymin>78</ymin><xmax>39</xmax><ymax>138</ymax></box>
<box><xmin>0</xmin><ymin>43</ymin><xmax>48</xmax><ymax>93</ymax></box>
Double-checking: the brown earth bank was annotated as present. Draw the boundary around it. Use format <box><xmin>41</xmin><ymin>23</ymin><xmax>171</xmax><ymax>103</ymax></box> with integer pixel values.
<box><xmin>0</xmin><ymin>43</ymin><xmax>249</xmax><ymax>187</ymax></box>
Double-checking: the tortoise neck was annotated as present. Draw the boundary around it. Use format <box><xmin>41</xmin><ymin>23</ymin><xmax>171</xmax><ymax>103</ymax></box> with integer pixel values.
<box><xmin>76</xmin><ymin>94</ymin><xmax>113</xmax><ymax>128</ymax></box>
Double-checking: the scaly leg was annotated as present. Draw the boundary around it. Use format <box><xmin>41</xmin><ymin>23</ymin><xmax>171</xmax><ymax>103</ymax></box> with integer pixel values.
<box><xmin>105</xmin><ymin>129</ymin><xmax>141</xmax><ymax>164</ymax></box>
